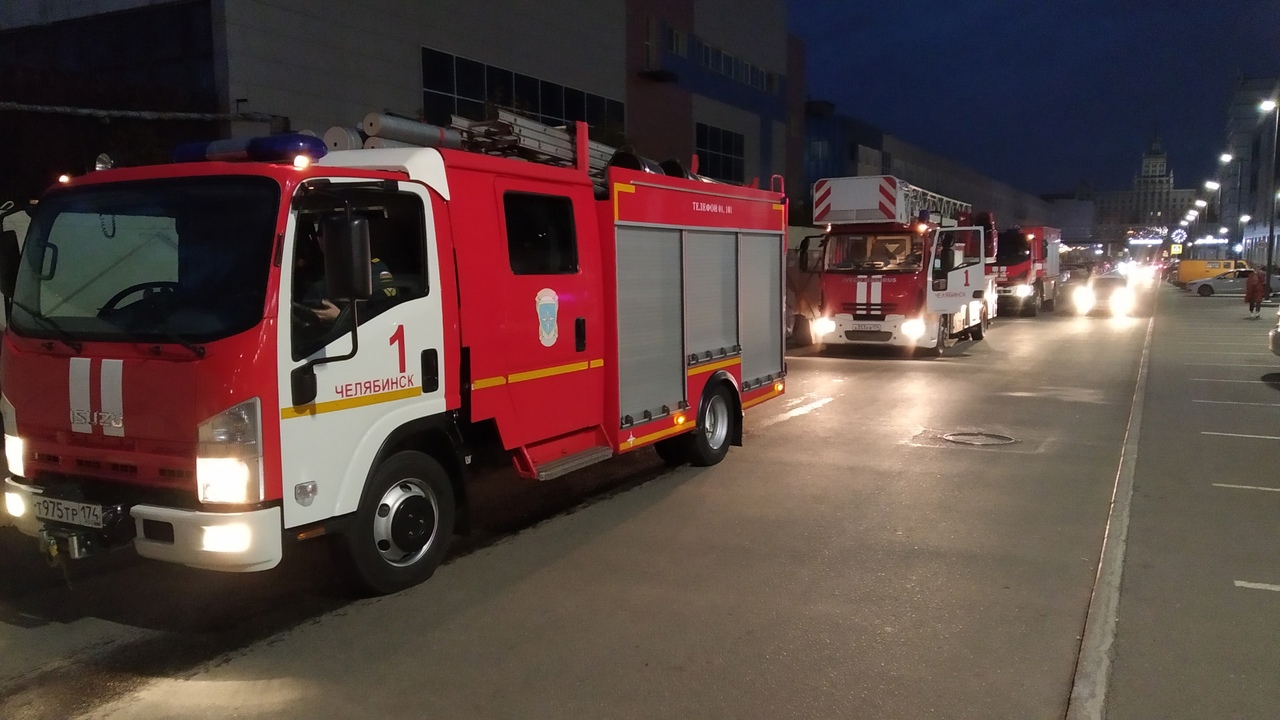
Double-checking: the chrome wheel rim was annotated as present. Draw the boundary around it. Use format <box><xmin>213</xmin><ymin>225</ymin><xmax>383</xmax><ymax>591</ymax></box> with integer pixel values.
<box><xmin>372</xmin><ymin>478</ymin><xmax>439</xmax><ymax>568</ymax></box>
<box><xmin>703</xmin><ymin>395</ymin><xmax>730</xmax><ymax>450</ymax></box>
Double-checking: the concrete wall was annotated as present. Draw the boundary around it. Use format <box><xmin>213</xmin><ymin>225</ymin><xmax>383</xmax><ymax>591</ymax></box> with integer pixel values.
<box><xmin>0</xmin><ymin>0</ymin><xmax>176</xmax><ymax>29</ymax></box>
<box><xmin>692</xmin><ymin>0</ymin><xmax>786</xmax><ymax>72</ymax></box>
<box><xmin>220</xmin><ymin>0</ymin><xmax>626</xmax><ymax>135</ymax></box>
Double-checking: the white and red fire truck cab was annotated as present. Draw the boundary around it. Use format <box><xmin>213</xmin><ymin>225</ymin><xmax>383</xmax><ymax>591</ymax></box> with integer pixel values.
<box><xmin>798</xmin><ymin>176</ymin><xmax>996</xmax><ymax>354</ymax></box>
<box><xmin>0</xmin><ymin>124</ymin><xmax>787</xmax><ymax>594</ymax></box>
<box><xmin>992</xmin><ymin>225</ymin><xmax>1062</xmax><ymax>316</ymax></box>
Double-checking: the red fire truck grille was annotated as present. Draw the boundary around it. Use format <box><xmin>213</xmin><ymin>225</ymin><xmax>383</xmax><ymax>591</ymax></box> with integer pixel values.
<box><xmin>842</xmin><ymin>302</ymin><xmax>899</xmax><ymax>320</ymax></box>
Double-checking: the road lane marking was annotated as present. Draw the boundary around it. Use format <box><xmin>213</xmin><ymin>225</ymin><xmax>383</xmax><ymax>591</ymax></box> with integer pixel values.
<box><xmin>1202</xmin><ymin>431</ymin><xmax>1280</xmax><ymax>440</ymax></box>
<box><xmin>1066</xmin><ymin>314</ymin><xmax>1154</xmax><ymax>720</ymax></box>
<box><xmin>1178</xmin><ymin>351</ymin><xmax>1273</xmax><ymax>355</ymax></box>
<box><xmin>1190</xmin><ymin>378</ymin><xmax>1266</xmax><ymax>383</ymax></box>
<box><xmin>1192</xmin><ymin>399</ymin><xmax>1280</xmax><ymax>407</ymax></box>
<box><xmin>753</xmin><ymin>397</ymin><xmax>835</xmax><ymax>431</ymax></box>
<box><xmin>1213</xmin><ymin>483</ymin><xmax>1280</xmax><ymax>492</ymax></box>
<box><xmin>1234</xmin><ymin>581</ymin><xmax>1280</xmax><ymax>592</ymax></box>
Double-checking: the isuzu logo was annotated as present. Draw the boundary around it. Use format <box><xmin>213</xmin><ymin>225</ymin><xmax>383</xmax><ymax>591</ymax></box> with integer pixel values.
<box><xmin>70</xmin><ymin>409</ymin><xmax>124</xmax><ymax>429</ymax></box>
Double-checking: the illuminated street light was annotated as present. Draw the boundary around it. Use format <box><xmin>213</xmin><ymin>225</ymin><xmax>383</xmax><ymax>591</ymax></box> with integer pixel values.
<box><xmin>1219</xmin><ymin>227</ymin><xmax>1229</xmax><ymax>234</ymax></box>
<box><xmin>1262</xmin><ymin>99</ymin><xmax>1278</xmax><ymax>113</ymax></box>
<box><xmin>1205</xmin><ymin>180</ymin><xmax>1221</xmax><ymax>191</ymax></box>
<box><xmin>1187</xmin><ymin>209</ymin><xmax>1199</xmax><ymax>218</ymax></box>
<box><xmin>1194</xmin><ymin>199</ymin><xmax>1208</xmax><ymax>208</ymax></box>
<box><xmin>1261</xmin><ymin>99</ymin><xmax>1279</xmax><ymax>272</ymax></box>
<box><xmin>1221</xmin><ymin>153</ymin><xmax>1234</xmax><ymax>164</ymax></box>
<box><xmin>1242</xmin><ymin>214</ymin><xmax>1253</xmax><ymax>223</ymax></box>
<box><xmin>1179</xmin><ymin>220</ymin><xmax>1189</xmax><ymax>226</ymax></box>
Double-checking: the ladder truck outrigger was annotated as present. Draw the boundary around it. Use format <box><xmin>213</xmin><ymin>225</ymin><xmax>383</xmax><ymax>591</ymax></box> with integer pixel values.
<box><xmin>0</xmin><ymin>110</ymin><xmax>788</xmax><ymax>595</ymax></box>
<box><xmin>792</xmin><ymin>176</ymin><xmax>997</xmax><ymax>355</ymax></box>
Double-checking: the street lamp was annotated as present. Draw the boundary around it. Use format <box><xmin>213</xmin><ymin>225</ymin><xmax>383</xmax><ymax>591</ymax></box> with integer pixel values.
<box><xmin>1221</xmin><ymin>152</ymin><xmax>1235</xmax><ymax>164</ymax></box>
<box><xmin>1242</xmin><ymin>214</ymin><xmax>1253</xmax><ymax>223</ymax></box>
<box><xmin>1261</xmin><ymin>98</ymin><xmax>1279</xmax><ymax>274</ymax></box>
<box><xmin>1194</xmin><ymin>199</ymin><xmax>1208</xmax><ymax>208</ymax></box>
<box><xmin>1205</xmin><ymin>180</ymin><xmax>1221</xmax><ymax>191</ymax></box>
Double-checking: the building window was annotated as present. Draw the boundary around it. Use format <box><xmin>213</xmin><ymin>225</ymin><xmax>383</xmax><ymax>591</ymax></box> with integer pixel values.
<box><xmin>503</xmin><ymin>192</ymin><xmax>579</xmax><ymax>275</ymax></box>
<box><xmin>420</xmin><ymin>47</ymin><xmax>623</xmax><ymax>137</ymax></box>
<box><xmin>692</xmin><ymin>37</ymin><xmax>777</xmax><ymax>93</ymax></box>
<box><xmin>696</xmin><ymin>122</ymin><xmax>745</xmax><ymax>183</ymax></box>
<box><xmin>662</xmin><ymin>25</ymin><xmax>687</xmax><ymax>56</ymax></box>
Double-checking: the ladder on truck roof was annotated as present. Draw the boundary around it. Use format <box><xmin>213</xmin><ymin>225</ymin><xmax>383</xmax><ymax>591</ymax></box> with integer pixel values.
<box><xmin>323</xmin><ymin>109</ymin><xmax>742</xmax><ymax>194</ymax></box>
<box><xmin>813</xmin><ymin>175</ymin><xmax>970</xmax><ymax>225</ymax></box>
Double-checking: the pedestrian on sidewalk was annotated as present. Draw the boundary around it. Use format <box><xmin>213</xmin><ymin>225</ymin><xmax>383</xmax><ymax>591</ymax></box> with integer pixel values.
<box><xmin>1244</xmin><ymin>267</ymin><xmax>1267</xmax><ymax>319</ymax></box>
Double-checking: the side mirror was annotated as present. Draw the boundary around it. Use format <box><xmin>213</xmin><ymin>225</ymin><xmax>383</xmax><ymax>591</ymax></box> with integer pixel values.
<box><xmin>798</xmin><ymin>237</ymin><xmax>812</xmax><ymax>272</ymax></box>
<box><xmin>290</xmin><ymin>364</ymin><xmax>317</xmax><ymax>407</ymax></box>
<box><xmin>321</xmin><ymin>215</ymin><xmax>372</xmax><ymax>301</ymax></box>
<box><xmin>0</xmin><ymin>230</ymin><xmax>18</xmax><ymax>298</ymax></box>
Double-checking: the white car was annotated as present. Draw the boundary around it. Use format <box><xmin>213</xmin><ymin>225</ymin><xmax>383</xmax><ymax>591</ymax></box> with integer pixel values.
<box><xmin>1185</xmin><ymin>269</ymin><xmax>1279</xmax><ymax>297</ymax></box>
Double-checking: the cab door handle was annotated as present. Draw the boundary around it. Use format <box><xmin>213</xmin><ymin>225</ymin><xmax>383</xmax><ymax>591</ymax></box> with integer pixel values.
<box><xmin>575</xmin><ymin>318</ymin><xmax>586</xmax><ymax>352</ymax></box>
<box><xmin>421</xmin><ymin>349</ymin><xmax>439</xmax><ymax>392</ymax></box>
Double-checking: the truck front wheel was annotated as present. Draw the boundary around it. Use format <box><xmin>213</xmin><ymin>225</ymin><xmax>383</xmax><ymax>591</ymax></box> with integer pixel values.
<box><xmin>331</xmin><ymin>451</ymin><xmax>456</xmax><ymax>596</ymax></box>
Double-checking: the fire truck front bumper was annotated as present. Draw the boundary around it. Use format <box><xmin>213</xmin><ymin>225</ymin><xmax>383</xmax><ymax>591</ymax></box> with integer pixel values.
<box><xmin>4</xmin><ymin>477</ymin><xmax>282</xmax><ymax>572</ymax></box>
<box><xmin>815</xmin><ymin>314</ymin><xmax>934</xmax><ymax>348</ymax></box>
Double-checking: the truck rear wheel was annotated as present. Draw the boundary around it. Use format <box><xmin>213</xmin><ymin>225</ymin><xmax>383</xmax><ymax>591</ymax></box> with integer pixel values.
<box><xmin>1022</xmin><ymin>292</ymin><xmax>1041</xmax><ymax>317</ymax></box>
<box><xmin>330</xmin><ymin>450</ymin><xmax>456</xmax><ymax>596</ymax></box>
<box><xmin>689</xmin><ymin>384</ymin><xmax>734</xmax><ymax>466</ymax></box>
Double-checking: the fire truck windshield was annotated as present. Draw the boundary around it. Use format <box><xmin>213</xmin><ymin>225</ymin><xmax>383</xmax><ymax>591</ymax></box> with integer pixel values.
<box><xmin>823</xmin><ymin>233</ymin><xmax>922</xmax><ymax>272</ymax></box>
<box><xmin>996</xmin><ymin>230</ymin><xmax>1032</xmax><ymax>263</ymax></box>
<box><xmin>11</xmin><ymin>176</ymin><xmax>280</xmax><ymax>345</ymax></box>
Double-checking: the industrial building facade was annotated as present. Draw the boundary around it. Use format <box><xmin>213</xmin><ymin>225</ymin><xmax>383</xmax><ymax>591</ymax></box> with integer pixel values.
<box><xmin>802</xmin><ymin>100</ymin><xmax>1053</xmax><ymax>228</ymax></box>
<box><xmin>0</xmin><ymin>0</ymin><xmax>804</xmax><ymax>201</ymax></box>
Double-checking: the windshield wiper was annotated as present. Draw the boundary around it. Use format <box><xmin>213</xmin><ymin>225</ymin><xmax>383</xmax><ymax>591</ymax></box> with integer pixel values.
<box><xmin>127</xmin><ymin>318</ymin><xmax>206</xmax><ymax>359</ymax></box>
<box><xmin>9</xmin><ymin>299</ymin><xmax>83</xmax><ymax>353</ymax></box>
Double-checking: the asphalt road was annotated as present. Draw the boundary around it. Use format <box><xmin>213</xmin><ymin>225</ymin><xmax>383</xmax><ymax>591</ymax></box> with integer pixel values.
<box><xmin>1</xmin><ymin>292</ymin><xmax>1158</xmax><ymax>719</ymax></box>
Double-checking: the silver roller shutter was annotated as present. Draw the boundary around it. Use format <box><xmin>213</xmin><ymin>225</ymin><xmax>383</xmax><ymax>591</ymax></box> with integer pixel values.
<box><xmin>739</xmin><ymin>232</ymin><xmax>784</xmax><ymax>384</ymax></box>
<box><xmin>616</xmin><ymin>226</ymin><xmax>685</xmax><ymax>424</ymax></box>
<box><xmin>683</xmin><ymin>231</ymin><xmax>738</xmax><ymax>361</ymax></box>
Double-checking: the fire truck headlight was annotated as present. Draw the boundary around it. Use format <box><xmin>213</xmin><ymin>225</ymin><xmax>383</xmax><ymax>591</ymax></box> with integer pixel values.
<box><xmin>202</xmin><ymin>523</ymin><xmax>253</xmax><ymax>553</ymax></box>
<box><xmin>2</xmin><ymin>394</ymin><xmax>24</xmax><ymax>478</ymax></box>
<box><xmin>901</xmin><ymin>318</ymin><xmax>926</xmax><ymax>340</ymax></box>
<box><xmin>197</xmin><ymin>398</ymin><xmax>264</xmax><ymax>504</ymax></box>
<box><xmin>5</xmin><ymin>491</ymin><xmax>26</xmax><ymax>518</ymax></box>
<box><xmin>1073</xmin><ymin>286</ymin><xmax>1096</xmax><ymax>314</ymax></box>
<box><xmin>813</xmin><ymin>317</ymin><xmax>837</xmax><ymax>337</ymax></box>
<box><xmin>1014</xmin><ymin>284</ymin><xmax>1036</xmax><ymax>298</ymax></box>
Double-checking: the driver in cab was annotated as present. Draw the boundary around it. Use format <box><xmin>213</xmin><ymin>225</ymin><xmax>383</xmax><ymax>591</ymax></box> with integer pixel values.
<box><xmin>294</xmin><ymin>221</ymin><xmax>397</xmax><ymax>326</ymax></box>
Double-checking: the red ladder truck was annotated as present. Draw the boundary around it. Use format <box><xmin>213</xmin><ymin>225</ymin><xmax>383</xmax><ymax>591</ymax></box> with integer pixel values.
<box><xmin>792</xmin><ymin>175</ymin><xmax>996</xmax><ymax>355</ymax></box>
<box><xmin>0</xmin><ymin>113</ymin><xmax>788</xmax><ymax>594</ymax></box>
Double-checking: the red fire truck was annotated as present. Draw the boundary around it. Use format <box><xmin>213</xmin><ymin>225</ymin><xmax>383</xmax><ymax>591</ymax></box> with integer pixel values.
<box><xmin>0</xmin><ymin>114</ymin><xmax>787</xmax><ymax>594</ymax></box>
<box><xmin>992</xmin><ymin>225</ymin><xmax>1062</xmax><ymax>316</ymax></box>
<box><xmin>792</xmin><ymin>176</ymin><xmax>996</xmax><ymax>354</ymax></box>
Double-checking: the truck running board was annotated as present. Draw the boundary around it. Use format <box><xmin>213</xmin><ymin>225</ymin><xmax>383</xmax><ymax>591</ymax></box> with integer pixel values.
<box><xmin>535</xmin><ymin>446</ymin><xmax>614</xmax><ymax>482</ymax></box>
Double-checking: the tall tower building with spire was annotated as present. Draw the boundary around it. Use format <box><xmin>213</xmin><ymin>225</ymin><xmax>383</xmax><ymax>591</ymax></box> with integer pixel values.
<box><xmin>1095</xmin><ymin>136</ymin><xmax>1197</xmax><ymax>243</ymax></box>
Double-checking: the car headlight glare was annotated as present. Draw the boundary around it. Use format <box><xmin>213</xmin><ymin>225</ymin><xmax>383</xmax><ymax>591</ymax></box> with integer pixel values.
<box><xmin>1073</xmin><ymin>286</ymin><xmax>1096</xmax><ymax>314</ymax></box>
<box><xmin>2</xmin><ymin>395</ymin><xmax>22</xmax><ymax>479</ymax></box>
<box><xmin>1014</xmin><ymin>284</ymin><xmax>1035</xmax><ymax>298</ymax></box>
<box><xmin>1110</xmin><ymin>289</ymin><xmax>1135</xmax><ymax>316</ymax></box>
<box><xmin>197</xmin><ymin>398</ymin><xmax>263</xmax><ymax>504</ymax></box>
<box><xmin>901</xmin><ymin>318</ymin><xmax>927</xmax><ymax>340</ymax></box>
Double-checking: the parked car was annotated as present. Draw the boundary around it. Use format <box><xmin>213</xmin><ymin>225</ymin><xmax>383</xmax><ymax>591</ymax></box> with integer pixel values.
<box><xmin>1185</xmin><ymin>269</ymin><xmax>1280</xmax><ymax>297</ymax></box>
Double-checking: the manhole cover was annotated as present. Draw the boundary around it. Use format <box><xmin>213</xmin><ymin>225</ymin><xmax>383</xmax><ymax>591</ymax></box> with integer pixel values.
<box><xmin>942</xmin><ymin>432</ymin><xmax>1016</xmax><ymax>446</ymax></box>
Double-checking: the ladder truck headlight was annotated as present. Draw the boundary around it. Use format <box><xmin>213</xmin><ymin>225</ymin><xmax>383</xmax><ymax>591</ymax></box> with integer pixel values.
<box><xmin>1013</xmin><ymin>284</ymin><xmax>1035</xmax><ymax>298</ymax></box>
<box><xmin>900</xmin><ymin>318</ymin><xmax>927</xmax><ymax>340</ymax></box>
<box><xmin>2</xmin><ymin>394</ymin><xmax>24</xmax><ymax>479</ymax></box>
<box><xmin>812</xmin><ymin>317</ymin><xmax>837</xmax><ymax>337</ymax></box>
<box><xmin>196</xmin><ymin>398</ymin><xmax>264</xmax><ymax>504</ymax></box>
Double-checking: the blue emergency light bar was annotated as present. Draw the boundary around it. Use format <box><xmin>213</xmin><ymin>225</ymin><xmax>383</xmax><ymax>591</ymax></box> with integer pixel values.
<box><xmin>172</xmin><ymin>133</ymin><xmax>328</xmax><ymax>164</ymax></box>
